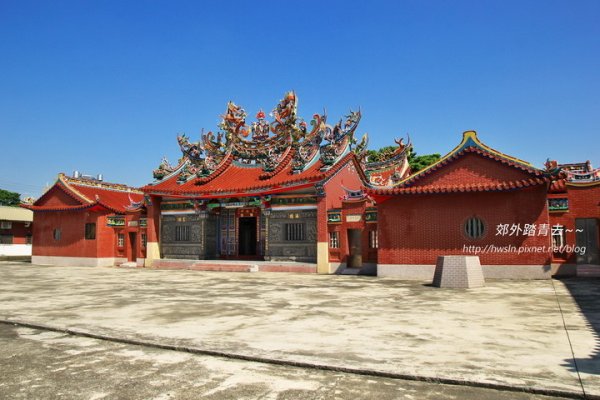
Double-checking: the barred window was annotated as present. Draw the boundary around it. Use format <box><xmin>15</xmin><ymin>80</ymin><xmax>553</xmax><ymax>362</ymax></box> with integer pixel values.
<box><xmin>84</xmin><ymin>223</ymin><xmax>96</xmax><ymax>240</ymax></box>
<box><xmin>175</xmin><ymin>225</ymin><xmax>190</xmax><ymax>241</ymax></box>
<box><xmin>369</xmin><ymin>230</ymin><xmax>379</xmax><ymax>249</ymax></box>
<box><xmin>329</xmin><ymin>231</ymin><xmax>340</xmax><ymax>248</ymax></box>
<box><xmin>285</xmin><ymin>223</ymin><xmax>305</xmax><ymax>241</ymax></box>
<box><xmin>141</xmin><ymin>233</ymin><xmax>147</xmax><ymax>248</ymax></box>
<box><xmin>464</xmin><ymin>217</ymin><xmax>485</xmax><ymax>240</ymax></box>
<box><xmin>117</xmin><ymin>233</ymin><xmax>125</xmax><ymax>247</ymax></box>
<box><xmin>26</xmin><ymin>234</ymin><xmax>32</xmax><ymax>245</ymax></box>
<box><xmin>0</xmin><ymin>221</ymin><xmax>12</xmax><ymax>229</ymax></box>
<box><xmin>53</xmin><ymin>229</ymin><xmax>61</xmax><ymax>241</ymax></box>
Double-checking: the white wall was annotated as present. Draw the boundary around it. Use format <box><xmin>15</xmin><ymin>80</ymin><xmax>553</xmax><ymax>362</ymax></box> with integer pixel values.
<box><xmin>0</xmin><ymin>244</ymin><xmax>32</xmax><ymax>257</ymax></box>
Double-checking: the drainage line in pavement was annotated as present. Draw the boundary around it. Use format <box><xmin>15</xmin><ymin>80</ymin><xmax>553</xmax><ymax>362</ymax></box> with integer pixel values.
<box><xmin>551</xmin><ymin>278</ymin><xmax>588</xmax><ymax>399</ymax></box>
<box><xmin>0</xmin><ymin>318</ymin><xmax>592</xmax><ymax>400</ymax></box>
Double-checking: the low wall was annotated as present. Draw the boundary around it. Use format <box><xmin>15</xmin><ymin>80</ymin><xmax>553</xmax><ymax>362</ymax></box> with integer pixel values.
<box><xmin>152</xmin><ymin>259</ymin><xmax>317</xmax><ymax>273</ymax></box>
<box><xmin>378</xmin><ymin>264</ymin><xmax>558</xmax><ymax>280</ymax></box>
<box><xmin>32</xmin><ymin>256</ymin><xmax>127</xmax><ymax>267</ymax></box>
<box><xmin>0</xmin><ymin>244</ymin><xmax>32</xmax><ymax>257</ymax></box>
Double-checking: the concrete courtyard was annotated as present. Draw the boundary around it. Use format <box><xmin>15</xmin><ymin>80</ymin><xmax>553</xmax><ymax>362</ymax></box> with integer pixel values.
<box><xmin>0</xmin><ymin>262</ymin><xmax>598</xmax><ymax>399</ymax></box>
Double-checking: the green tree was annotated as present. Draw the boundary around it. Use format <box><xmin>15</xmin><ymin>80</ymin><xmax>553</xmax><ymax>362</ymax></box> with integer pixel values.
<box><xmin>0</xmin><ymin>189</ymin><xmax>21</xmax><ymax>207</ymax></box>
<box><xmin>407</xmin><ymin>148</ymin><xmax>441</xmax><ymax>173</ymax></box>
<box><xmin>367</xmin><ymin>146</ymin><xmax>441</xmax><ymax>173</ymax></box>
<box><xmin>366</xmin><ymin>146</ymin><xmax>396</xmax><ymax>162</ymax></box>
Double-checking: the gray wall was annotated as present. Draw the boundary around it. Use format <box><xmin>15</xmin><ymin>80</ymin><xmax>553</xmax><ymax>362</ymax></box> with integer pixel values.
<box><xmin>160</xmin><ymin>210</ymin><xmax>317</xmax><ymax>262</ymax></box>
<box><xmin>265</xmin><ymin>210</ymin><xmax>317</xmax><ymax>262</ymax></box>
<box><xmin>161</xmin><ymin>214</ymin><xmax>205</xmax><ymax>259</ymax></box>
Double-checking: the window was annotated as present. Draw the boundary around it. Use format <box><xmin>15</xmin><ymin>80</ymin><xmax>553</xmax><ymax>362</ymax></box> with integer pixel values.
<box><xmin>141</xmin><ymin>233</ymin><xmax>147</xmax><ymax>248</ymax></box>
<box><xmin>552</xmin><ymin>225</ymin><xmax>566</xmax><ymax>249</ymax></box>
<box><xmin>85</xmin><ymin>223</ymin><xmax>96</xmax><ymax>240</ymax></box>
<box><xmin>369</xmin><ymin>230</ymin><xmax>379</xmax><ymax>249</ymax></box>
<box><xmin>175</xmin><ymin>225</ymin><xmax>190</xmax><ymax>241</ymax></box>
<box><xmin>285</xmin><ymin>223</ymin><xmax>305</xmax><ymax>241</ymax></box>
<box><xmin>0</xmin><ymin>221</ymin><xmax>12</xmax><ymax>229</ymax></box>
<box><xmin>329</xmin><ymin>231</ymin><xmax>340</xmax><ymax>248</ymax></box>
<box><xmin>117</xmin><ymin>233</ymin><xmax>125</xmax><ymax>247</ymax></box>
<box><xmin>53</xmin><ymin>229</ymin><xmax>61</xmax><ymax>241</ymax></box>
<box><xmin>0</xmin><ymin>234</ymin><xmax>13</xmax><ymax>244</ymax></box>
<box><xmin>464</xmin><ymin>217</ymin><xmax>485</xmax><ymax>240</ymax></box>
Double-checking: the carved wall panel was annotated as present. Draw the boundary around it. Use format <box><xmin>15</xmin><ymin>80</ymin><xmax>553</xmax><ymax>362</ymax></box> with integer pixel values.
<box><xmin>266</xmin><ymin>210</ymin><xmax>317</xmax><ymax>262</ymax></box>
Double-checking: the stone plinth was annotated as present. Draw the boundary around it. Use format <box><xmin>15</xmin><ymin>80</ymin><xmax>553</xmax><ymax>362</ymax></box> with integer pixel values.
<box><xmin>432</xmin><ymin>256</ymin><xmax>485</xmax><ymax>288</ymax></box>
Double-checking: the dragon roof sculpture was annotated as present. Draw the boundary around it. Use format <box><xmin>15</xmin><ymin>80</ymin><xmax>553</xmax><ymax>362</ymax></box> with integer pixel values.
<box><xmin>364</xmin><ymin>136</ymin><xmax>413</xmax><ymax>187</ymax></box>
<box><xmin>151</xmin><ymin>92</ymin><xmax>370</xmax><ymax>186</ymax></box>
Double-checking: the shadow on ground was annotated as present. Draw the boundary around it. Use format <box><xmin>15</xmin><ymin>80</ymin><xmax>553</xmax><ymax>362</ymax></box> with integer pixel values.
<box><xmin>561</xmin><ymin>278</ymin><xmax>600</xmax><ymax>376</ymax></box>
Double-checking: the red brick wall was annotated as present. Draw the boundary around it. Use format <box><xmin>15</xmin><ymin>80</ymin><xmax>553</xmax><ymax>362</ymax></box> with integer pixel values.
<box><xmin>415</xmin><ymin>154</ymin><xmax>535</xmax><ymax>187</ymax></box>
<box><xmin>32</xmin><ymin>204</ymin><xmax>148</xmax><ymax>262</ymax></box>
<box><xmin>549</xmin><ymin>184</ymin><xmax>600</xmax><ymax>264</ymax></box>
<box><xmin>32</xmin><ymin>210</ymin><xmax>107</xmax><ymax>258</ymax></box>
<box><xmin>377</xmin><ymin>186</ymin><xmax>552</xmax><ymax>265</ymax></box>
<box><xmin>96</xmin><ymin>213</ymin><xmax>119</xmax><ymax>258</ymax></box>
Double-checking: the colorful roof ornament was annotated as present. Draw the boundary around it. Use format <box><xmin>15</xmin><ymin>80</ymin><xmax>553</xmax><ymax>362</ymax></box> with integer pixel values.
<box><xmin>320</xmin><ymin>110</ymin><xmax>361</xmax><ymax>168</ymax></box>
<box><xmin>340</xmin><ymin>185</ymin><xmax>370</xmax><ymax>202</ymax></box>
<box><xmin>144</xmin><ymin>92</ymin><xmax>368</xmax><ymax>196</ymax></box>
<box><xmin>365</xmin><ymin>135</ymin><xmax>412</xmax><ymax>187</ymax></box>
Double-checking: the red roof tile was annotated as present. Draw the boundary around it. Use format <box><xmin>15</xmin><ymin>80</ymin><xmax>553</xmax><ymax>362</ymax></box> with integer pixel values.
<box><xmin>143</xmin><ymin>152</ymin><xmax>366</xmax><ymax>197</ymax></box>
<box><xmin>27</xmin><ymin>174</ymin><xmax>144</xmax><ymax>213</ymax></box>
<box><xmin>369</xmin><ymin>177</ymin><xmax>547</xmax><ymax>195</ymax></box>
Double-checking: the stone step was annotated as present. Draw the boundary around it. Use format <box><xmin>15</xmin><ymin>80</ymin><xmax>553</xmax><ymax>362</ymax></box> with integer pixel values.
<box><xmin>151</xmin><ymin>259</ymin><xmax>317</xmax><ymax>274</ymax></box>
<box><xmin>153</xmin><ymin>260</ymin><xmax>257</xmax><ymax>272</ymax></box>
<box><xmin>258</xmin><ymin>264</ymin><xmax>317</xmax><ymax>273</ymax></box>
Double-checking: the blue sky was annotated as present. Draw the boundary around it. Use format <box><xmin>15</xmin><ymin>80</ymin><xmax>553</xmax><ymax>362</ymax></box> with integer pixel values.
<box><xmin>1</xmin><ymin>0</ymin><xmax>598</xmax><ymax>198</ymax></box>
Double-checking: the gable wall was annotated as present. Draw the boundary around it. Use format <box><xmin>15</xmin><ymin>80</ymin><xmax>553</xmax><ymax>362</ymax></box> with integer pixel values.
<box><xmin>36</xmin><ymin>186</ymin><xmax>83</xmax><ymax>208</ymax></box>
<box><xmin>412</xmin><ymin>154</ymin><xmax>535</xmax><ymax>187</ymax></box>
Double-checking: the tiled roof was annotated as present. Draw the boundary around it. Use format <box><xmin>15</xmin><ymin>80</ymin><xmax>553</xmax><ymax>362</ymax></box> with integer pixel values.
<box><xmin>23</xmin><ymin>203</ymin><xmax>100</xmax><ymax>212</ymax></box>
<box><xmin>143</xmin><ymin>152</ymin><xmax>365</xmax><ymax>197</ymax></box>
<box><xmin>24</xmin><ymin>174</ymin><xmax>144</xmax><ymax>213</ymax></box>
<box><xmin>369</xmin><ymin>178</ymin><xmax>547</xmax><ymax>195</ymax></box>
<box><xmin>549</xmin><ymin>179</ymin><xmax>567</xmax><ymax>193</ymax></box>
<box><xmin>367</xmin><ymin>131</ymin><xmax>549</xmax><ymax>196</ymax></box>
<box><xmin>398</xmin><ymin>133</ymin><xmax>542</xmax><ymax>188</ymax></box>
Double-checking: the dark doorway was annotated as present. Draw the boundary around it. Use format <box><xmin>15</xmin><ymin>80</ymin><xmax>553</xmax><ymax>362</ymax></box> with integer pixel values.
<box><xmin>128</xmin><ymin>232</ymin><xmax>137</xmax><ymax>262</ymax></box>
<box><xmin>238</xmin><ymin>217</ymin><xmax>257</xmax><ymax>256</ymax></box>
<box><xmin>576</xmin><ymin>218</ymin><xmax>599</xmax><ymax>264</ymax></box>
<box><xmin>347</xmin><ymin>229</ymin><xmax>363</xmax><ymax>268</ymax></box>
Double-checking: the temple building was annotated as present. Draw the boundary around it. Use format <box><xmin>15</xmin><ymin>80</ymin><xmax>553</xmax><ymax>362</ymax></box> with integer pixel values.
<box><xmin>23</xmin><ymin>174</ymin><xmax>146</xmax><ymax>267</ymax></box>
<box><xmin>24</xmin><ymin>92</ymin><xmax>600</xmax><ymax>278</ymax></box>
<box><xmin>141</xmin><ymin>92</ymin><xmax>409</xmax><ymax>273</ymax></box>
